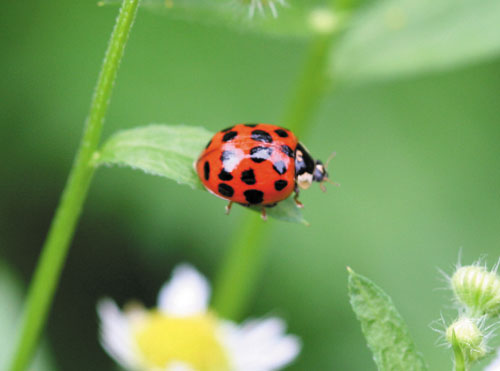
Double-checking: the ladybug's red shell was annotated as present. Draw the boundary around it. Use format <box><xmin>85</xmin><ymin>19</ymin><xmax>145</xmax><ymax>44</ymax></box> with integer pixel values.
<box><xmin>196</xmin><ymin>123</ymin><xmax>298</xmax><ymax>206</ymax></box>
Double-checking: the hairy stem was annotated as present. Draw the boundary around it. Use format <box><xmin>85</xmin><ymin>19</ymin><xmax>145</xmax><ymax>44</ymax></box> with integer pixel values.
<box><xmin>9</xmin><ymin>1</ymin><xmax>140</xmax><ymax>369</ymax></box>
<box><xmin>452</xmin><ymin>332</ymin><xmax>468</xmax><ymax>371</ymax></box>
<box><xmin>212</xmin><ymin>29</ymin><xmax>337</xmax><ymax>320</ymax></box>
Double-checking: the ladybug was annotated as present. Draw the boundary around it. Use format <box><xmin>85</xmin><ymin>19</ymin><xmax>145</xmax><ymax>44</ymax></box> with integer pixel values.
<box><xmin>195</xmin><ymin>123</ymin><xmax>335</xmax><ymax>219</ymax></box>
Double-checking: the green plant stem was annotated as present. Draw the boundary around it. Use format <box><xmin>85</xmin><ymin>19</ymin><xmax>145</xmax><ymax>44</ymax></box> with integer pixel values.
<box><xmin>212</xmin><ymin>30</ymin><xmax>337</xmax><ymax>320</ymax></box>
<box><xmin>212</xmin><ymin>214</ymin><xmax>270</xmax><ymax>319</ymax></box>
<box><xmin>282</xmin><ymin>33</ymin><xmax>336</xmax><ymax>136</ymax></box>
<box><xmin>9</xmin><ymin>1</ymin><xmax>140</xmax><ymax>369</ymax></box>
<box><xmin>453</xmin><ymin>347</ymin><xmax>467</xmax><ymax>371</ymax></box>
<box><xmin>452</xmin><ymin>332</ymin><xmax>468</xmax><ymax>371</ymax></box>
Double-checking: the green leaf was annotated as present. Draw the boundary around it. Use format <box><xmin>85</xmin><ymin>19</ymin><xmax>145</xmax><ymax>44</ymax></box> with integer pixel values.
<box><xmin>97</xmin><ymin>124</ymin><xmax>307</xmax><ymax>224</ymax></box>
<box><xmin>97</xmin><ymin>124</ymin><xmax>212</xmax><ymax>189</ymax></box>
<box><xmin>332</xmin><ymin>0</ymin><xmax>500</xmax><ymax>82</ymax></box>
<box><xmin>99</xmin><ymin>0</ymin><xmax>329</xmax><ymax>38</ymax></box>
<box><xmin>347</xmin><ymin>267</ymin><xmax>427</xmax><ymax>371</ymax></box>
<box><xmin>249</xmin><ymin>196</ymin><xmax>309</xmax><ymax>226</ymax></box>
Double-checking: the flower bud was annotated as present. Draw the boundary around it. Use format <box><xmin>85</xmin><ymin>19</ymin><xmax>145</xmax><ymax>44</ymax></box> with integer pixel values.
<box><xmin>446</xmin><ymin>317</ymin><xmax>486</xmax><ymax>362</ymax></box>
<box><xmin>451</xmin><ymin>265</ymin><xmax>500</xmax><ymax>316</ymax></box>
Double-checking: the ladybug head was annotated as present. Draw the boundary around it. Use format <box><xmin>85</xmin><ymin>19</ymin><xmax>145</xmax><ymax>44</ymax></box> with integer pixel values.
<box><xmin>295</xmin><ymin>144</ymin><xmax>336</xmax><ymax>191</ymax></box>
<box><xmin>312</xmin><ymin>159</ymin><xmax>328</xmax><ymax>182</ymax></box>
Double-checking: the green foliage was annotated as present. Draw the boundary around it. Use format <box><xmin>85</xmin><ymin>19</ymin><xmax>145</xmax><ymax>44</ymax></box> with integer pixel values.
<box><xmin>3</xmin><ymin>0</ymin><xmax>500</xmax><ymax>368</ymax></box>
<box><xmin>101</xmin><ymin>0</ymin><xmax>500</xmax><ymax>82</ymax></box>
<box><xmin>7</xmin><ymin>1</ymin><xmax>142</xmax><ymax>369</ymax></box>
<box><xmin>100</xmin><ymin>0</ymin><xmax>327</xmax><ymax>38</ymax></box>
<box><xmin>332</xmin><ymin>0</ymin><xmax>500</xmax><ymax>82</ymax></box>
<box><xmin>97</xmin><ymin>125</ymin><xmax>212</xmax><ymax>189</ymax></box>
<box><xmin>347</xmin><ymin>268</ymin><xmax>427</xmax><ymax>371</ymax></box>
<box><xmin>97</xmin><ymin>124</ymin><xmax>307</xmax><ymax>224</ymax></box>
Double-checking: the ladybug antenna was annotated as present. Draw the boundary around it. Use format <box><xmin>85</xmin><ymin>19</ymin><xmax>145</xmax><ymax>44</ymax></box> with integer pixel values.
<box><xmin>319</xmin><ymin>152</ymin><xmax>339</xmax><ymax>192</ymax></box>
<box><xmin>320</xmin><ymin>177</ymin><xmax>340</xmax><ymax>192</ymax></box>
<box><xmin>325</xmin><ymin>177</ymin><xmax>340</xmax><ymax>186</ymax></box>
<box><xmin>325</xmin><ymin>151</ymin><xmax>336</xmax><ymax>169</ymax></box>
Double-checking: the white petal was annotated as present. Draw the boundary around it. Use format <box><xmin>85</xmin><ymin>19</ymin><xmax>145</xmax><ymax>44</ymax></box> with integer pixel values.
<box><xmin>220</xmin><ymin>318</ymin><xmax>301</xmax><ymax>371</ymax></box>
<box><xmin>249</xmin><ymin>0</ymin><xmax>256</xmax><ymax>18</ymax></box>
<box><xmin>97</xmin><ymin>299</ymin><xmax>141</xmax><ymax>370</ymax></box>
<box><xmin>486</xmin><ymin>349</ymin><xmax>500</xmax><ymax>371</ymax></box>
<box><xmin>269</xmin><ymin>2</ymin><xmax>278</xmax><ymax>18</ymax></box>
<box><xmin>157</xmin><ymin>264</ymin><xmax>210</xmax><ymax>316</ymax></box>
<box><xmin>256</xmin><ymin>0</ymin><xmax>264</xmax><ymax>14</ymax></box>
<box><xmin>165</xmin><ymin>361</ymin><xmax>195</xmax><ymax>371</ymax></box>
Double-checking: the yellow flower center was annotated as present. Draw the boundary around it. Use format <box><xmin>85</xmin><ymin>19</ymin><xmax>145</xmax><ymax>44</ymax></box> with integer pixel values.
<box><xmin>133</xmin><ymin>310</ymin><xmax>230</xmax><ymax>371</ymax></box>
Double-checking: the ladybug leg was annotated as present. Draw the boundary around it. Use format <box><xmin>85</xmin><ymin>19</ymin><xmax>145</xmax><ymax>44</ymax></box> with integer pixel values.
<box><xmin>294</xmin><ymin>194</ymin><xmax>304</xmax><ymax>208</ymax></box>
<box><xmin>225</xmin><ymin>201</ymin><xmax>233</xmax><ymax>215</ymax></box>
<box><xmin>294</xmin><ymin>184</ymin><xmax>304</xmax><ymax>208</ymax></box>
<box><xmin>260</xmin><ymin>206</ymin><xmax>267</xmax><ymax>221</ymax></box>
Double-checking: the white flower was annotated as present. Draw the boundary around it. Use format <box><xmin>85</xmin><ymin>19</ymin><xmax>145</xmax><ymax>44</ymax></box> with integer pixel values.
<box><xmin>98</xmin><ymin>264</ymin><xmax>300</xmax><ymax>371</ymax></box>
<box><xmin>243</xmin><ymin>0</ymin><xmax>287</xmax><ymax>19</ymax></box>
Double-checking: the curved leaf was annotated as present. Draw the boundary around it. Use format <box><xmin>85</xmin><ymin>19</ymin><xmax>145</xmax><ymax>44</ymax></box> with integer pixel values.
<box><xmin>250</xmin><ymin>196</ymin><xmax>309</xmax><ymax>226</ymax></box>
<box><xmin>347</xmin><ymin>267</ymin><xmax>427</xmax><ymax>370</ymax></box>
<box><xmin>97</xmin><ymin>124</ymin><xmax>211</xmax><ymax>189</ymax></box>
<box><xmin>332</xmin><ymin>0</ymin><xmax>500</xmax><ymax>82</ymax></box>
<box><xmin>97</xmin><ymin>124</ymin><xmax>307</xmax><ymax>224</ymax></box>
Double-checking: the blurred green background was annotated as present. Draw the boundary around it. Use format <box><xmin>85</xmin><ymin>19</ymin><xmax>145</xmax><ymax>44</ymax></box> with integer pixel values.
<box><xmin>1</xmin><ymin>0</ymin><xmax>500</xmax><ymax>370</ymax></box>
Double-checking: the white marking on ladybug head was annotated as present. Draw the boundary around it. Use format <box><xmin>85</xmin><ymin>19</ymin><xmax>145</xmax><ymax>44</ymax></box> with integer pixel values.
<box><xmin>313</xmin><ymin>163</ymin><xmax>327</xmax><ymax>182</ymax></box>
<box><xmin>297</xmin><ymin>172</ymin><xmax>313</xmax><ymax>190</ymax></box>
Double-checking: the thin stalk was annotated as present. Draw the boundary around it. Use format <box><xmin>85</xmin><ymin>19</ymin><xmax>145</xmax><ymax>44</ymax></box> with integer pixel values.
<box><xmin>452</xmin><ymin>345</ymin><xmax>467</xmax><ymax>371</ymax></box>
<box><xmin>452</xmin><ymin>331</ymin><xmax>468</xmax><ymax>371</ymax></box>
<box><xmin>212</xmin><ymin>214</ymin><xmax>270</xmax><ymax>319</ymax></box>
<box><xmin>9</xmin><ymin>1</ymin><xmax>140</xmax><ymax>369</ymax></box>
<box><xmin>212</xmin><ymin>29</ymin><xmax>337</xmax><ymax>320</ymax></box>
<box><xmin>283</xmin><ymin>32</ymin><xmax>336</xmax><ymax>136</ymax></box>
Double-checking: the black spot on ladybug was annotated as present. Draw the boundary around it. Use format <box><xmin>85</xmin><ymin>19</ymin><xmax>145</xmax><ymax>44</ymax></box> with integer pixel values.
<box><xmin>275</xmin><ymin>129</ymin><xmax>288</xmax><ymax>138</ymax></box>
<box><xmin>220</xmin><ymin>150</ymin><xmax>235</xmax><ymax>163</ymax></box>
<box><xmin>280</xmin><ymin>145</ymin><xmax>294</xmax><ymax>158</ymax></box>
<box><xmin>221</xmin><ymin>126</ymin><xmax>234</xmax><ymax>132</ymax></box>
<box><xmin>218</xmin><ymin>169</ymin><xmax>233</xmax><ymax>181</ymax></box>
<box><xmin>205</xmin><ymin>139</ymin><xmax>212</xmax><ymax>149</ymax></box>
<box><xmin>251</xmin><ymin>130</ymin><xmax>273</xmax><ymax>143</ymax></box>
<box><xmin>244</xmin><ymin>189</ymin><xmax>264</xmax><ymax>204</ymax></box>
<box><xmin>241</xmin><ymin>169</ymin><xmax>256</xmax><ymax>185</ymax></box>
<box><xmin>244</xmin><ymin>123</ymin><xmax>258</xmax><ymax>127</ymax></box>
<box><xmin>274</xmin><ymin>180</ymin><xmax>288</xmax><ymax>191</ymax></box>
<box><xmin>203</xmin><ymin>161</ymin><xmax>210</xmax><ymax>180</ymax></box>
<box><xmin>250</xmin><ymin>146</ymin><xmax>273</xmax><ymax>163</ymax></box>
<box><xmin>218</xmin><ymin>183</ymin><xmax>234</xmax><ymax>197</ymax></box>
<box><xmin>273</xmin><ymin>161</ymin><xmax>287</xmax><ymax>175</ymax></box>
<box><xmin>222</xmin><ymin>131</ymin><xmax>238</xmax><ymax>142</ymax></box>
